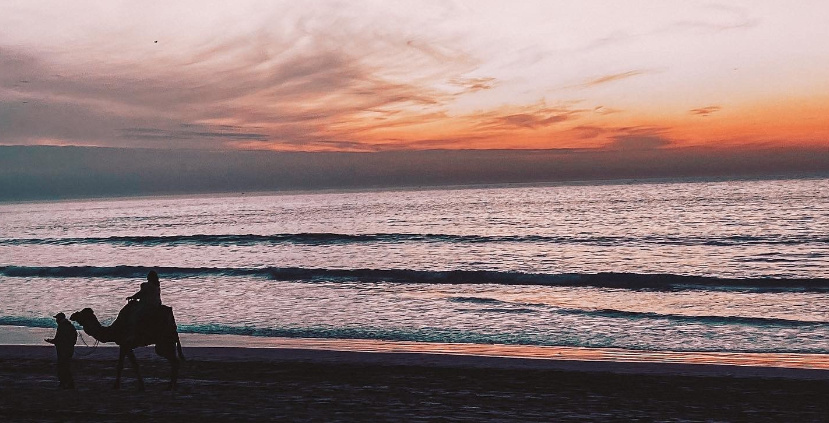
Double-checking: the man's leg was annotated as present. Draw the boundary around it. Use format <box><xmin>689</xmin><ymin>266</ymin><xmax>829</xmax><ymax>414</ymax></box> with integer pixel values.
<box><xmin>64</xmin><ymin>352</ymin><xmax>74</xmax><ymax>388</ymax></box>
<box><xmin>57</xmin><ymin>354</ymin><xmax>67</xmax><ymax>388</ymax></box>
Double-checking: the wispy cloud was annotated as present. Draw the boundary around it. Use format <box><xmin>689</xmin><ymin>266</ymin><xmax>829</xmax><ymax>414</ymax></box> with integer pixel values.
<box><xmin>689</xmin><ymin>106</ymin><xmax>722</xmax><ymax>117</ymax></box>
<box><xmin>120</xmin><ymin>125</ymin><xmax>269</xmax><ymax>141</ymax></box>
<box><xmin>592</xmin><ymin>106</ymin><xmax>622</xmax><ymax>115</ymax></box>
<box><xmin>476</xmin><ymin>104</ymin><xmax>578</xmax><ymax>130</ymax></box>
<box><xmin>449</xmin><ymin>77</ymin><xmax>496</xmax><ymax>93</ymax></box>
<box><xmin>673</xmin><ymin>4</ymin><xmax>759</xmax><ymax>31</ymax></box>
<box><xmin>583</xmin><ymin>70</ymin><xmax>651</xmax><ymax>87</ymax></box>
<box><xmin>0</xmin><ymin>24</ymin><xmax>470</xmax><ymax>150</ymax></box>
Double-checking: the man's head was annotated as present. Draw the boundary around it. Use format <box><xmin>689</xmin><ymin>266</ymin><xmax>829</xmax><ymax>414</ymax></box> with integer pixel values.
<box><xmin>147</xmin><ymin>270</ymin><xmax>159</xmax><ymax>285</ymax></box>
<box><xmin>54</xmin><ymin>312</ymin><xmax>66</xmax><ymax>322</ymax></box>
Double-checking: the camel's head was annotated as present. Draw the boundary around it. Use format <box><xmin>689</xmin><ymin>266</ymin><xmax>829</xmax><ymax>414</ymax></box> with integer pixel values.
<box><xmin>69</xmin><ymin>308</ymin><xmax>95</xmax><ymax>324</ymax></box>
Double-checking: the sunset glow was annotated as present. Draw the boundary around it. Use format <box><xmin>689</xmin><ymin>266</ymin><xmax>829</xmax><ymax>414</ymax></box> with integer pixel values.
<box><xmin>2</xmin><ymin>0</ymin><xmax>828</xmax><ymax>153</ymax></box>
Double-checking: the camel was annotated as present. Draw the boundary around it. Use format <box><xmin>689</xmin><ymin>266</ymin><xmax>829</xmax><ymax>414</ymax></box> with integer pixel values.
<box><xmin>70</xmin><ymin>301</ymin><xmax>185</xmax><ymax>391</ymax></box>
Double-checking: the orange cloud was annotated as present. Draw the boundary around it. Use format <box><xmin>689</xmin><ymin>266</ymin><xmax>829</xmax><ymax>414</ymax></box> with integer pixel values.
<box><xmin>689</xmin><ymin>106</ymin><xmax>722</xmax><ymax>117</ymax></box>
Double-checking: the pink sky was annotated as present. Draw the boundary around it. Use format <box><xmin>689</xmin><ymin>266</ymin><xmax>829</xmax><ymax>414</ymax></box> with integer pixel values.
<box><xmin>1</xmin><ymin>1</ymin><xmax>828</xmax><ymax>152</ymax></box>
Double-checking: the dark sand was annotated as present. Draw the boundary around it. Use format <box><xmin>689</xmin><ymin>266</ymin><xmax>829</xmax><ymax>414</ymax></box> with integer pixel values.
<box><xmin>1</xmin><ymin>345</ymin><xmax>828</xmax><ymax>422</ymax></box>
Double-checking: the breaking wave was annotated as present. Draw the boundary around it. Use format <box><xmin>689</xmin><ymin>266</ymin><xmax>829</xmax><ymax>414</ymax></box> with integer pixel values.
<box><xmin>2</xmin><ymin>265</ymin><xmax>829</xmax><ymax>292</ymax></box>
<box><xmin>1</xmin><ymin>316</ymin><xmax>825</xmax><ymax>353</ymax></box>
<box><xmin>2</xmin><ymin>232</ymin><xmax>827</xmax><ymax>247</ymax></box>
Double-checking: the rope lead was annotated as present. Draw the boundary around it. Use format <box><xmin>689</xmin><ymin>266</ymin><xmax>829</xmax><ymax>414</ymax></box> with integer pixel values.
<box><xmin>74</xmin><ymin>332</ymin><xmax>100</xmax><ymax>357</ymax></box>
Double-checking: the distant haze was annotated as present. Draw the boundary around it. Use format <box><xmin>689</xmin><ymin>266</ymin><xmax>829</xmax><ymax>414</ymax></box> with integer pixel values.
<box><xmin>1</xmin><ymin>145</ymin><xmax>827</xmax><ymax>201</ymax></box>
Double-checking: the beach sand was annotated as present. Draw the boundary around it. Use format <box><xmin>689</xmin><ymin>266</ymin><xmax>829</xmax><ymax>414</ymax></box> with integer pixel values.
<box><xmin>1</xmin><ymin>334</ymin><xmax>829</xmax><ymax>422</ymax></box>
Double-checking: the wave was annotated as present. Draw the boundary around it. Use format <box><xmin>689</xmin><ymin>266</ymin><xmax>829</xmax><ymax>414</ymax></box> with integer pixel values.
<box><xmin>444</xmin><ymin>297</ymin><xmax>827</xmax><ymax>326</ymax></box>
<box><xmin>0</xmin><ymin>316</ymin><xmax>57</xmax><ymax>328</ymax></box>
<box><xmin>448</xmin><ymin>296</ymin><xmax>506</xmax><ymax>304</ymax></box>
<box><xmin>2</xmin><ymin>233</ymin><xmax>827</xmax><ymax>247</ymax></box>
<box><xmin>2</xmin><ymin>317</ymin><xmax>826</xmax><ymax>354</ymax></box>
<box><xmin>552</xmin><ymin>308</ymin><xmax>826</xmax><ymax>327</ymax></box>
<box><xmin>463</xmin><ymin>306</ymin><xmax>828</xmax><ymax>326</ymax></box>
<box><xmin>2</xmin><ymin>265</ymin><xmax>829</xmax><ymax>292</ymax></box>
<box><xmin>448</xmin><ymin>297</ymin><xmax>538</xmax><ymax>313</ymax></box>
<box><xmin>454</xmin><ymin>307</ymin><xmax>538</xmax><ymax>314</ymax></box>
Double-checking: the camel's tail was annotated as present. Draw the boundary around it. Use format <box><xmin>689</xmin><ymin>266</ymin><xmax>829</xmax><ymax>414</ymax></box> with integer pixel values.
<box><xmin>167</xmin><ymin>306</ymin><xmax>186</xmax><ymax>361</ymax></box>
<box><xmin>177</xmin><ymin>337</ymin><xmax>186</xmax><ymax>361</ymax></box>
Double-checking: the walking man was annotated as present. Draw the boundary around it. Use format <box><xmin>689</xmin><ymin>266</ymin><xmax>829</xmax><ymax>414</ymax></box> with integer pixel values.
<box><xmin>45</xmin><ymin>312</ymin><xmax>77</xmax><ymax>389</ymax></box>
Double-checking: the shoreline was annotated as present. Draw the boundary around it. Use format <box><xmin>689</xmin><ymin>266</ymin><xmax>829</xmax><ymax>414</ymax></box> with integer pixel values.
<box><xmin>4</xmin><ymin>326</ymin><xmax>828</xmax><ymax>380</ymax></box>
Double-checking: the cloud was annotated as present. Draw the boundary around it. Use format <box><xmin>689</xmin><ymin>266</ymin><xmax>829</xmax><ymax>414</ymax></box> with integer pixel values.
<box><xmin>673</xmin><ymin>4</ymin><xmax>759</xmax><ymax>31</ymax></box>
<box><xmin>120</xmin><ymin>125</ymin><xmax>269</xmax><ymax>141</ymax></box>
<box><xmin>583</xmin><ymin>70</ymin><xmax>650</xmax><ymax>87</ymax></box>
<box><xmin>565</xmin><ymin>124</ymin><xmax>675</xmax><ymax>150</ymax></box>
<box><xmin>474</xmin><ymin>103</ymin><xmax>583</xmax><ymax>131</ymax></box>
<box><xmin>689</xmin><ymin>106</ymin><xmax>722</xmax><ymax>117</ymax></box>
<box><xmin>485</xmin><ymin>112</ymin><xmax>569</xmax><ymax>129</ymax></box>
<box><xmin>0</xmin><ymin>25</ymin><xmax>467</xmax><ymax>150</ymax></box>
<box><xmin>605</xmin><ymin>126</ymin><xmax>674</xmax><ymax>150</ymax></box>
<box><xmin>592</xmin><ymin>106</ymin><xmax>621</xmax><ymax>115</ymax></box>
<box><xmin>570</xmin><ymin>125</ymin><xmax>605</xmax><ymax>140</ymax></box>
<box><xmin>449</xmin><ymin>77</ymin><xmax>496</xmax><ymax>93</ymax></box>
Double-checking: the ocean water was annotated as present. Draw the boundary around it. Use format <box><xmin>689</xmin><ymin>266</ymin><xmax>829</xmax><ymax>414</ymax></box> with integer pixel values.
<box><xmin>1</xmin><ymin>177</ymin><xmax>828</xmax><ymax>353</ymax></box>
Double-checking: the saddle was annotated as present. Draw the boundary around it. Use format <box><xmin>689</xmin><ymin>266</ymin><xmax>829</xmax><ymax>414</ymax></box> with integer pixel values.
<box><xmin>119</xmin><ymin>301</ymin><xmax>172</xmax><ymax>344</ymax></box>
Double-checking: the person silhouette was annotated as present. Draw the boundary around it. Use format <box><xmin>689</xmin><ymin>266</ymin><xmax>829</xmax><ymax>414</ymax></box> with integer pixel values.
<box><xmin>45</xmin><ymin>312</ymin><xmax>77</xmax><ymax>389</ymax></box>
<box><xmin>128</xmin><ymin>270</ymin><xmax>162</xmax><ymax>307</ymax></box>
<box><xmin>125</xmin><ymin>270</ymin><xmax>163</xmax><ymax>343</ymax></box>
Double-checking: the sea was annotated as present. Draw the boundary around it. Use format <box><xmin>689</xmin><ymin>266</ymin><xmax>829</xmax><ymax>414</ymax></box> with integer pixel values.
<box><xmin>1</xmin><ymin>176</ymin><xmax>828</xmax><ymax>354</ymax></box>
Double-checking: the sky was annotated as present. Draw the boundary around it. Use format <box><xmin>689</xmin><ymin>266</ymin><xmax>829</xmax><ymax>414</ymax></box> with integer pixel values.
<box><xmin>1</xmin><ymin>1</ymin><xmax>829</xmax><ymax>199</ymax></box>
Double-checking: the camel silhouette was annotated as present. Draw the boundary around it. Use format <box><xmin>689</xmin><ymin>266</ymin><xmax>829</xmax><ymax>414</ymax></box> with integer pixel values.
<box><xmin>70</xmin><ymin>301</ymin><xmax>185</xmax><ymax>391</ymax></box>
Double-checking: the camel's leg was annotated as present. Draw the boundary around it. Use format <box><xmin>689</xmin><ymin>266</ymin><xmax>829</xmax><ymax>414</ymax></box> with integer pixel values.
<box><xmin>166</xmin><ymin>356</ymin><xmax>179</xmax><ymax>391</ymax></box>
<box><xmin>126</xmin><ymin>350</ymin><xmax>145</xmax><ymax>392</ymax></box>
<box><xmin>177</xmin><ymin>338</ymin><xmax>186</xmax><ymax>361</ymax></box>
<box><xmin>114</xmin><ymin>348</ymin><xmax>126</xmax><ymax>389</ymax></box>
<box><xmin>158</xmin><ymin>343</ymin><xmax>180</xmax><ymax>391</ymax></box>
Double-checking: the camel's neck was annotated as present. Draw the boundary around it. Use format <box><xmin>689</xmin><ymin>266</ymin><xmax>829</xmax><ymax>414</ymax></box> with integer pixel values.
<box><xmin>81</xmin><ymin>316</ymin><xmax>118</xmax><ymax>343</ymax></box>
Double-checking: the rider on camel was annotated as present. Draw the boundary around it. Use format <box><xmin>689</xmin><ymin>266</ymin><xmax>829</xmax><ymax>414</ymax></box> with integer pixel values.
<box><xmin>125</xmin><ymin>270</ymin><xmax>162</xmax><ymax>343</ymax></box>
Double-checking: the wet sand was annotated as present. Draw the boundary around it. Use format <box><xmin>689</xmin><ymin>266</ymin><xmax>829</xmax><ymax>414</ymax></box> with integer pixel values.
<box><xmin>1</xmin><ymin>344</ymin><xmax>828</xmax><ymax>422</ymax></box>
